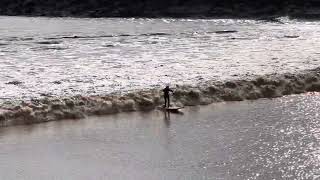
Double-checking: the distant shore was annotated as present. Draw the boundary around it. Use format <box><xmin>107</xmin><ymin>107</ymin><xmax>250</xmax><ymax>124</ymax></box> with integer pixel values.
<box><xmin>0</xmin><ymin>0</ymin><xmax>319</xmax><ymax>19</ymax></box>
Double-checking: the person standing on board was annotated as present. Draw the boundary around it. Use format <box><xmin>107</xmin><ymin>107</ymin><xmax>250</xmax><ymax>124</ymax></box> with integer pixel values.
<box><xmin>163</xmin><ymin>85</ymin><xmax>173</xmax><ymax>108</ymax></box>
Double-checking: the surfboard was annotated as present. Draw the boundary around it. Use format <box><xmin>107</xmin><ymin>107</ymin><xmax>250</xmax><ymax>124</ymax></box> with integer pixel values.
<box><xmin>165</xmin><ymin>107</ymin><xmax>183</xmax><ymax>110</ymax></box>
<box><xmin>158</xmin><ymin>106</ymin><xmax>184</xmax><ymax>112</ymax></box>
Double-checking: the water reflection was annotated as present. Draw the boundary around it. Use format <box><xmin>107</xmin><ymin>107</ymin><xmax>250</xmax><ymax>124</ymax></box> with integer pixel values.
<box><xmin>0</xmin><ymin>94</ymin><xmax>319</xmax><ymax>179</ymax></box>
<box><xmin>164</xmin><ymin>111</ymin><xmax>171</xmax><ymax>127</ymax></box>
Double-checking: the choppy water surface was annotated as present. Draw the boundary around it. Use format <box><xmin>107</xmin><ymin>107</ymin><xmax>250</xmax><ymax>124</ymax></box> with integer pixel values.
<box><xmin>0</xmin><ymin>94</ymin><xmax>319</xmax><ymax>179</ymax></box>
<box><xmin>1</xmin><ymin>16</ymin><xmax>320</xmax><ymax>100</ymax></box>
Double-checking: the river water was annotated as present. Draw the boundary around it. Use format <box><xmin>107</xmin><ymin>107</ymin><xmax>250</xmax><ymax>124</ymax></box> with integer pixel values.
<box><xmin>0</xmin><ymin>94</ymin><xmax>319</xmax><ymax>179</ymax></box>
<box><xmin>1</xmin><ymin>16</ymin><xmax>320</xmax><ymax>101</ymax></box>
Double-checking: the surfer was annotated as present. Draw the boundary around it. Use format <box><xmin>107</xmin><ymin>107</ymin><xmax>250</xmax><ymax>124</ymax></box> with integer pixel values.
<box><xmin>163</xmin><ymin>85</ymin><xmax>173</xmax><ymax>108</ymax></box>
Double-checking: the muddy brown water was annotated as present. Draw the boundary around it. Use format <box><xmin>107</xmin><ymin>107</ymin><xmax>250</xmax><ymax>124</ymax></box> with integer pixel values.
<box><xmin>0</xmin><ymin>94</ymin><xmax>319</xmax><ymax>179</ymax></box>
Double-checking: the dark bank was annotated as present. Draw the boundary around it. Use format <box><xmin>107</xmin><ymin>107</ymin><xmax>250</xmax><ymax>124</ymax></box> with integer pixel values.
<box><xmin>0</xmin><ymin>0</ymin><xmax>320</xmax><ymax>19</ymax></box>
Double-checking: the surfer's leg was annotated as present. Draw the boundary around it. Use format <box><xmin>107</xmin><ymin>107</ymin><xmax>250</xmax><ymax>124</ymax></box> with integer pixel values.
<box><xmin>167</xmin><ymin>96</ymin><xmax>170</xmax><ymax>107</ymax></box>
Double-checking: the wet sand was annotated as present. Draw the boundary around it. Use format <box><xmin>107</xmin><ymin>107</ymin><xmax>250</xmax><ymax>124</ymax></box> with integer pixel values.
<box><xmin>0</xmin><ymin>94</ymin><xmax>319</xmax><ymax>179</ymax></box>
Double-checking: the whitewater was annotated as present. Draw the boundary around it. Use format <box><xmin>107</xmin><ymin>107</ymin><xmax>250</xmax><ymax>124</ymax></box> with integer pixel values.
<box><xmin>1</xmin><ymin>16</ymin><xmax>320</xmax><ymax>125</ymax></box>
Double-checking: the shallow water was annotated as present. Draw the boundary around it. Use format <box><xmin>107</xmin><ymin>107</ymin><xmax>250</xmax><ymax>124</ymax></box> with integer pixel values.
<box><xmin>1</xmin><ymin>16</ymin><xmax>320</xmax><ymax>101</ymax></box>
<box><xmin>0</xmin><ymin>94</ymin><xmax>319</xmax><ymax>179</ymax></box>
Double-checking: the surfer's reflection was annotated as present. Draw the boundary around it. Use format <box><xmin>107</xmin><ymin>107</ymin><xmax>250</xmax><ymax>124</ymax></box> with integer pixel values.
<box><xmin>164</xmin><ymin>111</ymin><xmax>171</xmax><ymax>127</ymax></box>
<box><xmin>161</xmin><ymin>108</ymin><xmax>184</xmax><ymax>128</ymax></box>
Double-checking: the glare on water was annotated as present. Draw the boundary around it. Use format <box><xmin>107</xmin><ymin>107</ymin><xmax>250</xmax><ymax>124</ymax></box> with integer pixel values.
<box><xmin>0</xmin><ymin>94</ymin><xmax>319</xmax><ymax>179</ymax></box>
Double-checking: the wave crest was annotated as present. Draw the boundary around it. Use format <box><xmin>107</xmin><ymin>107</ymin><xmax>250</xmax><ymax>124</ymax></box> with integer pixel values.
<box><xmin>1</xmin><ymin>68</ymin><xmax>320</xmax><ymax>126</ymax></box>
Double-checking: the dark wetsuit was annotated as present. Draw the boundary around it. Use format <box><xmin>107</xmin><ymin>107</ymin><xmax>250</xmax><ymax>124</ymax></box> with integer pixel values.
<box><xmin>163</xmin><ymin>86</ymin><xmax>173</xmax><ymax>107</ymax></box>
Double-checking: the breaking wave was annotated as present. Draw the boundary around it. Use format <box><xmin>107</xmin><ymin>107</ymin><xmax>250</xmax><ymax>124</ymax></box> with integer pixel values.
<box><xmin>1</xmin><ymin>68</ymin><xmax>320</xmax><ymax>126</ymax></box>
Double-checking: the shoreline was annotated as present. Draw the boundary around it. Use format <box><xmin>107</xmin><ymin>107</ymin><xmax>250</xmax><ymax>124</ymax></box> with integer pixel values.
<box><xmin>1</xmin><ymin>67</ymin><xmax>320</xmax><ymax>127</ymax></box>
